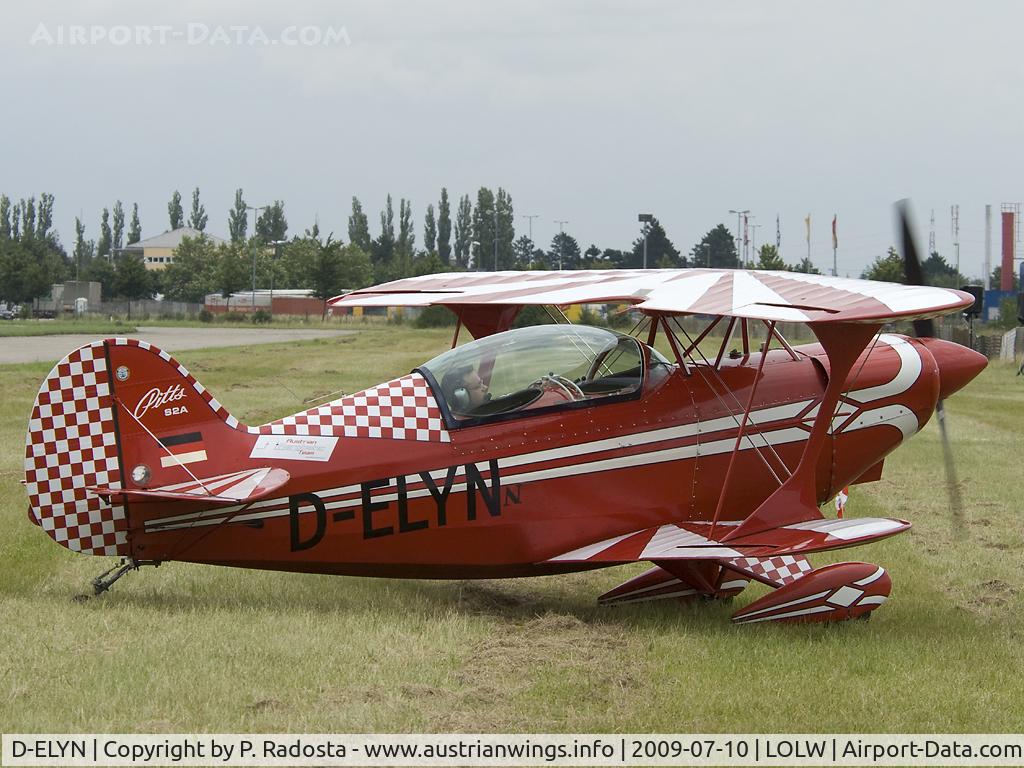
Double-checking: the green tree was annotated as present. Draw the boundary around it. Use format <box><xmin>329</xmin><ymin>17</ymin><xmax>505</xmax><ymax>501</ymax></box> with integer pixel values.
<box><xmin>127</xmin><ymin>203</ymin><xmax>142</xmax><ymax>244</ymax></box>
<box><xmin>161</xmin><ymin>235</ymin><xmax>220</xmax><ymax>302</ymax></box>
<box><xmin>36</xmin><ymin>193</ymin><xmax>55</xmax><ymax>239</ymax></box>
<box><xmin>85</xmin><ymin>250</ymin><xmax>116</xmax><ymax>299</ymax></box>
<box><xmin>112</xmin><ymin>200</ymin><xmax>125</xmax><ymax>251</ymax></box>
<box><xmin>513</xmin><ymin>235</ymin><xmax>534</xmax><ymax>269</ymax></box>
<box><xmin>189</xmin><ymin>187</ymin><xmax>208</xmax><ymax>231</ymax></box>
<box><xmin>495</xmin><ymin>188</ymin><xmax>515</xmax><ymax>269</ymax></box>
<box><xmin>423</xmin><ymin>203</ymin><xmax>437</xmax><ymax>254</ymax></box>
<box><xmin>168</xmin><ymin>190</ymin><xmax>184</xmax><ymax>229</ymax></box>
<box><xmin>0</xmin><ymin>195</ymin><xmax>10</xmax><ymax>239</ymax></box>
<box><xmin>98</xmin><ymin>208</ymin><xmax>112</xmax><ymax>257</ymax></box>
<box><xmin>690</xmin><ymin>224</ymin><xmax>739</xmax><ymax>269</ymax></box>
<box><xmin>256</xmin><ymin>201</ymin><xmax>287</xmax><ymax>241</ymax></box>
<box><xmin>20</xmin><ymin>197</ymin><xmax>36</xmax><ymax>240</ymax></box>
<box><xmin>990</xmin><ymin>265</ymin><xmax>1020</xmax><ymax>292</ymax></box>
<box><xmin>861</xmin><ymin>247</ymin><xmax>904</xmax><ymax>282</ymax></box>
<box><xmin>437</xmin><ymin>188</ymin><xmax>452</xmax><ymax>265</ymax></box>
<box><xmin>10</xmin><ymin>202</ymin><xmax>20</xmax><ymax>239</ymax></box>
<box><xmin>756</xmin><ymin>244</ymin><xmax>787</xmax><ymax>271</ymax></box>
<box><xmin>373</xmin><ymin>194</ymin><xmax>396</xmax><ymax>268</ymax></box>
<box><xmin>5</xmin><ymin>233</ymin><xmax>66</xmax><ymax>302</ymax></box>
<box><xmin>338</xmin><ymin>243</ymin><xmax>374</xmax><ymax>291</ymax></box>
<box><xmin>583</xmin><ymin>244</ymin><xmax>602</xmax><ymax>268</ymax></box>
<box><xmin>288</xmin><ymin>235</ymin><xmax>356</xmax><ymax>318</ymax></box>
<box><xmin>228</xmin><ymin>188</ymin><xmax>248</xmax><ymax>243</ymax></box>
<box><xmin>453</xmin><ymin>194</ymin><xmax>472</xmax><ymax>268</ymax></box>
<box><xmin>548</xmin><ymin>231</ymin><xmax>581</xmax><ymax>269</ymax></box>
<box><xmin>216</xmin><ymin>243</ymin><xmax>249</xmax><ymax>311</ymax></box>
<box><xmin>922</xmin><ymin>251</ymin><xmax>960</xmax><ymax>287</ymax></box>
<box><xmin>73</xmin><ymin>217</ymin><xmax>89</xmax><ymax>279</ymax></box>
<box><xmin>348</xmin><ymin>196</ymin><xmax>371</xmax><ymax>253</ymax></box>
<box><xmin>600</xmin><ymin>248</ymin><xmax>628</xmax><ymax>269</ymax></box>
<box><xmin>633</xmin><ymin>217</ymin><xmax>682</xmax><ymax>268</ymax></box>
<box><xmin>412</xmin><ymin>250</ymin><xmax>447</xmax><ymax>277</ymax></box>
<box><xmin>793</xmin><ymin>256</ymin><xmax>821</xmax><ymax>274</ymax></box>
<box><xmin>397</xmin><ymin>198</ymin><xmax>415</xmax><ymax>261</ymax></box>
<box><xmin>472</xmin><ymin>187</ymin><xmax>496</xmax><ymax>270</ymax></box>
<box><xmin>113</xmin><ymin>252</ymin><xmax>153</xmax><ymax>303</ymax></box>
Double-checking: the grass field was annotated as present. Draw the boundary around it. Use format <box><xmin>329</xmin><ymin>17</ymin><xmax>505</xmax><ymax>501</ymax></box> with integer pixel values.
<box><xmin>0</xmin><ymin>326</ymin><xmax>1022</xmax><ymax>734</ymax></box>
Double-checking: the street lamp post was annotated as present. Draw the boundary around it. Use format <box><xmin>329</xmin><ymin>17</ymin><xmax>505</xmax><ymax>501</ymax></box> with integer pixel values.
<box><xmin>494</xmin><ymin>207</ymin><xmax>499</xmax><ymax>271</ymax></box>
<box><xmin>638</xmin><ymin>213</ymin><xmax>654</xmax><ymax>268</ymax></box>
<box><xmin>750</xmin><ymin>223</ymin><xmax>762</xmax><ymax>267</ymax></box>
<box><xmin>246</xmin><ymin>204</ymin><xmax>266</xmax><ymax>310</ymax></box>
<box><xmin>269</xmin><ymin>239</ymin><xmax>288</xmax><ymax>315</ymax></box>
<box><xmin>521</xmin><ymin>214</ymin><xmax>539</xmax><ymax>243</ymax></box>
<box><xmin>554</xmin><ymin>220</ymin><xmax>569</xmax><ymax>270</ymax></box>
<box><xmin>728</xmin><ymin>208</ymin><xmax>749</xmax><ymax>265</ymax></box>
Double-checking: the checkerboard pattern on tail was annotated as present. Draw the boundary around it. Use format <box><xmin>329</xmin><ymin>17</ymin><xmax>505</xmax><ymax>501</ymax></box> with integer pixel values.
<box><xmin>23</xmin><ymin>341</ymin><xmax>128</xmax><ymax>556</ymax></box>
<box><xmin>259</xmin><ymin>374</ymin><xmax>450</xmax><ymax>442</ymax></box>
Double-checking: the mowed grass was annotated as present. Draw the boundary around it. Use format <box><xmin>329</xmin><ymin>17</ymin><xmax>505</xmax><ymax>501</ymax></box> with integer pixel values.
<box><xmin>0</xmin><ymin>327</ymin><xmax>1022</xmax><ymax>733</ymax></box>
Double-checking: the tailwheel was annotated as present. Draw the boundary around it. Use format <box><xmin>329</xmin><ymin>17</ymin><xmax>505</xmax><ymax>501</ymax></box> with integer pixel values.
<box><xmin>731</xmin><ymin>562</ymin><xmax>891</xmax><ymax>625</ymax></box>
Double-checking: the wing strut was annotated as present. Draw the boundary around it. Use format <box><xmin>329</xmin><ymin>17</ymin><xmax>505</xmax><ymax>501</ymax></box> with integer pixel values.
<box><xmin>709</xmin><ymin>321</ymin><xmax>776</xmax><ymax>539</ymax></box>
<box><xmin>722</xmin><ymin>321</ymin><xmax>882</xmax><ymax>541</ymax></box>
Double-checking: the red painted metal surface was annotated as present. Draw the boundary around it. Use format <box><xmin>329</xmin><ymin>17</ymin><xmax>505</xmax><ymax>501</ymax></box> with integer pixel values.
<box><xmin>1002</xmin><ymin>211</ymin><xmax>1015</xmax><ymax>292</ymax></box>
<box><xmin>731</xmin><ymin>562</ymin><xmax>892</xmax><ymax>624</ymax></box>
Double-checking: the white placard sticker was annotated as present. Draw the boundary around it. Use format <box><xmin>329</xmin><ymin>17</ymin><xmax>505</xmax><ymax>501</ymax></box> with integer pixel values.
<box><xmin>250</xmin><ymin>434</ymin><xmax>338</xmax><ymax>462</ymax></box>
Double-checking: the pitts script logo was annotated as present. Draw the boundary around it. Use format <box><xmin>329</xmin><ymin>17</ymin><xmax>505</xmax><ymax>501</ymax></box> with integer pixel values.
<box><xmin>134</xmin><ymin>384</ymin><xmax>189</xmax><ymax>419</ymax></box>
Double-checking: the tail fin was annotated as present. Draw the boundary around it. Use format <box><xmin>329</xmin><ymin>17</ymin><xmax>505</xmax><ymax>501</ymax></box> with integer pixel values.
<box><xmin>24</xmin><ymin>338</ymin><xmax>249</xmax><ymax>557</ymax></box>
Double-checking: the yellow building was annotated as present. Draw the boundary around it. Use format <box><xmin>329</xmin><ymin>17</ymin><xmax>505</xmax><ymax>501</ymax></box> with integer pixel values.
<box><xmin>124</xmin><ymin>227</ymin><xmax>227</xmax><ymax>270</ymax></box>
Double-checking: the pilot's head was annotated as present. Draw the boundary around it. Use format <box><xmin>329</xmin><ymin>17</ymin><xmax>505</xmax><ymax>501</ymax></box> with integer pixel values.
<box><xmin>442</xmin><ymin>364</ymin><xmax>489</xmax><ymax>412</ymax></box>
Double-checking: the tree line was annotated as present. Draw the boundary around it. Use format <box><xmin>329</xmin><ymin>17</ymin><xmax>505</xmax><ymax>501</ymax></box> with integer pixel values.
<box><xmin>9</xmin><ymin>185</ymin><xmax>991</xmax><ymax>311</ymax></box>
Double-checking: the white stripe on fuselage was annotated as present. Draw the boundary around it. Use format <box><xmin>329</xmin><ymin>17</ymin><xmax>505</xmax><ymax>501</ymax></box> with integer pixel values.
<box><xmin>145</xmin><ymin>399</ymin><xmax>813</xmax><ymax>531</ymax></box>
<box><xmin>145</xmin><ymin>425</ymin><xmax>812</xmax><ymax>532</ymax></box>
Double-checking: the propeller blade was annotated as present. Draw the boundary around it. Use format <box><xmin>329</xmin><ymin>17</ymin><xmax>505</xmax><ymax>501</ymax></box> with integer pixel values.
<box><xmin>895</xmin><ymin>199</ymin><xmax>935</xmax><ymax>338</ymax></box>
<box><xmin>934</xmin><ymin>400</ymin><xmax>965</xmax><ymax>529</ymax></box>
<box><xmin>895</xmin><ymin>200</ymin><xmax>963</xmax><ymax>528</ymax></box>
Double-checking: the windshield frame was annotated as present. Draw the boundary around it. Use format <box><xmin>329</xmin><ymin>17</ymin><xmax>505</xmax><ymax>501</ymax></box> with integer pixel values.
<box><xmin>415</xmin><ymin>325</ymin><xmax>652</xmax><ymax>430</ymax></box>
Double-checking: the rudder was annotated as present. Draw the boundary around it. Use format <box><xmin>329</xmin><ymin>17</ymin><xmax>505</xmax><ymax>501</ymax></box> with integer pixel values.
<box><xmin>24</xmin><ymin>341</ymin><xmax>127</xmax><ymax>556</ymax></box>
<box><xmin>24</xmin><ymin>338</ymin><xmax>249</xmax><ymax>557</ymax></box>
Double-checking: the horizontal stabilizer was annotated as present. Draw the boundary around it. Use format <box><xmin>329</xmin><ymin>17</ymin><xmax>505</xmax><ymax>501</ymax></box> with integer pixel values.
<box><xmin>546</xmin><ymin>516</ymin><xmax>909</xmax><ymax>564</ymax></box>
<box><xmin>88</xmin><ymin>467</ymin><xmax>289</xmax><ymax>506</ymax></box>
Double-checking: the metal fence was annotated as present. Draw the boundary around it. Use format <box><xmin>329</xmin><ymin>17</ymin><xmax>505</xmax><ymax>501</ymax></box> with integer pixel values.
<box><xmin>97</xmin><ymin>300</ymin><xmax>203</xmax><ymax>318</ymax></box>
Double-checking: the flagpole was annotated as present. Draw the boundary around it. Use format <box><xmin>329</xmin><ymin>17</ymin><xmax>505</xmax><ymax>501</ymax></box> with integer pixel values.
<box><xmin>832</xmin><ymin>214</ymin><xmax>838</xmax><ymax>276</ymax></box>
<box><xmin>805</xmin><ymin>214</ymin><xmax>811</xmax><ymax>265</ymax></box>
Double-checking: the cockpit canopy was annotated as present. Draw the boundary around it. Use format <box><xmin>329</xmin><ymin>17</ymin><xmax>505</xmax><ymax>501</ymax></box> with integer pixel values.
<box><xmin>418</xmin><ymin>325</ymin><xmax>663</xmax><ymax>425</ymax></box>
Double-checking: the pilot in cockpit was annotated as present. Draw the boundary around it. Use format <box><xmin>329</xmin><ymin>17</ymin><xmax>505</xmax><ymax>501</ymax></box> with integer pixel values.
<box><xmin>440</xmin><ymin>364</ymin><xmax>491</xmax><ymax>415</ymax></box>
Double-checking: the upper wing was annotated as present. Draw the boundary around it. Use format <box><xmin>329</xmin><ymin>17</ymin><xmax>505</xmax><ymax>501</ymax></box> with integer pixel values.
<box><xmin>330</xmin><ymin>269</ymin><xmax>973</xmax><ymax>325</ymax></box>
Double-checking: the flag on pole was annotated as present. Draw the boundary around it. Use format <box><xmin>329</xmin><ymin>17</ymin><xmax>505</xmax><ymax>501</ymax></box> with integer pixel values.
<box><xmin>835</xmin><ymin>486</ymin><xmax>849</xmax><ymax>519</ymax></box>
<box><xmin>776</xmin><ymin>214</ymin><xmax>781</xmax><ymax>248</ymax></box>
<box><xmin>832</xmin><ymin>214</ymin><xmax>838</xmax><ymax>249</ymax></box>
<box><xmin>743</xmin><ymin>214</ymin><xmax>749</xmax><ymax>246</ymax></box>
<box><xmin>804</xmin><ymin>214</ymin><xmax>811</xmax><ymax>244</ymax></box>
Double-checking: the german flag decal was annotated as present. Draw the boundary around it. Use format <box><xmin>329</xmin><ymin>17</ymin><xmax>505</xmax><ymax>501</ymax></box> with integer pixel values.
<box><xmin>157</xmin><ymin>431</ymin><xmax>207</xmax><ymax>467</ymax></box>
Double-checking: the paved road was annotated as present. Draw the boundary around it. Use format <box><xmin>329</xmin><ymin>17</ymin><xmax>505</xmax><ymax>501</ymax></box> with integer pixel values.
<box><xmin>0</xmin><ymin>326</ymin><xmax>358</xmax><ymax>365</ymax></box>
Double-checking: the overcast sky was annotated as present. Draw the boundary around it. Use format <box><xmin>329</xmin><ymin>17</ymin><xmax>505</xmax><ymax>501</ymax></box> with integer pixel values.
<box><xmin>3</xmin><ymin>1</ymin><xmax>1023</xmax><ymax>279</ymax></box>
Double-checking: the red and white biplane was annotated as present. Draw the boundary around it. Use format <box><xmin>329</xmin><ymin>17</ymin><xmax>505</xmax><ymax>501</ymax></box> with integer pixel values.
<box><xmin>24</xmin><ymin>223</ymin><xmax>986</xmax><ymax>624</ymax></box>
